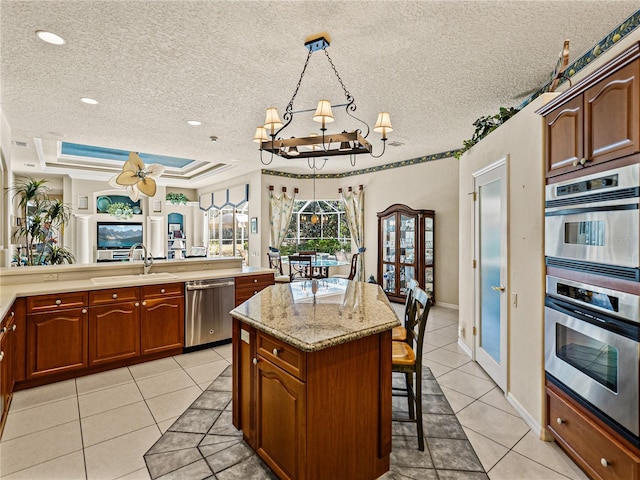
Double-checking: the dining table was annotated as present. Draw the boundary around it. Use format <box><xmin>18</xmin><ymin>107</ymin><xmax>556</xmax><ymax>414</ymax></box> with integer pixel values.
<box><xmin>283</xmin><ymin>255</ymin><xmax>349</xmax><ymax>278</ymax></box>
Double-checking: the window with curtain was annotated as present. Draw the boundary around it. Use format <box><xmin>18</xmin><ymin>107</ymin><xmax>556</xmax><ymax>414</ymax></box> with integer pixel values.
<box><xmin>279</xmin><ymin>199</ymin><xmax>352</xmax><ymax>255</ymax></box>
<box><xmin>206</xmin><ymin>202</ymin><xmax>249</xmax><ymax>264</ymax></box>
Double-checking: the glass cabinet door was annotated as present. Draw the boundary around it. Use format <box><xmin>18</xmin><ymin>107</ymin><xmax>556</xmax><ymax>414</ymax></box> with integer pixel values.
<box><xmin>382</xmin><ymin>215</ymin><xmax>396</xmax><ymax>295</ymax></box>
<box><xmin>399</xmin><ymin>214</ymin><xmax>416</xmax><ymax>295</ymax></box>
<box><xmin>424</xmin><ymin>216</ymin><xmax>434</xmax><ymax>295</ymax></box>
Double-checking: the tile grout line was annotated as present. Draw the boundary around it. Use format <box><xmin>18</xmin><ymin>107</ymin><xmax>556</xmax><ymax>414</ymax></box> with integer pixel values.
<box><xmin>74</xmin><ymin>379</ymin><xmax>90</xmax><ymax>480</ymax></box>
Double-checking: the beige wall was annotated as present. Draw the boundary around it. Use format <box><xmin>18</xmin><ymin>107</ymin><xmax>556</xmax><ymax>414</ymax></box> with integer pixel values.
<box><xmin>458</xmin><ymin>31</ymin><xmax>640</xmax><ymax>436</ymax></box>
<box><xmin>262</xmin><ymin>156</ymin><xmax>460</xmax><ymax>307</ymax></box>
<box><xmin>458</xmin><ymin>94</ymin><xmax>552</xmax><ymax>435</ymax></box>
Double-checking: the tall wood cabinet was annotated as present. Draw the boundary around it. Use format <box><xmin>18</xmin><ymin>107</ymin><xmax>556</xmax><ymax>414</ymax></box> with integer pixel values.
<box><xmin>377</xmin><ymin>204</ymin><xmax>435</xmax><ymax>303</ymax></box>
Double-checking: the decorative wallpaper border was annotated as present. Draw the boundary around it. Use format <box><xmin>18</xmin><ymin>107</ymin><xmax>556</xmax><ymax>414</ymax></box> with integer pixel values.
<box><xmin>518</xmin><ymin>8</ymin><xmax>640</xmax><ymax>109</ymax></box>
<box><xmin>262</xmin><ymin>149</ymin><xmax>461</xmax><ymax>179</ymax></box>
<box><xmin>263</xmin><ymin>8</ymin><xmax>640</xmax><ymax>180</ymax></box>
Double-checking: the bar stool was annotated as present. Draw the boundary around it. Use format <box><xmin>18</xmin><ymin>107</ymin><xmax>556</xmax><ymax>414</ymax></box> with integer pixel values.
<box><xmin>392</xmin><ymin>278</ymin><xmax>418</xmax><ymax>341</ymax></box>
<box><xmin>391</xmin><ymin>286</ymin><xmax>432</xmax><ymax>451</ymax></box>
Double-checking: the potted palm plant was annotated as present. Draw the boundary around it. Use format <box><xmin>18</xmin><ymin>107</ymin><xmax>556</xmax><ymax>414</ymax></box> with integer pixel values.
<box><xmin>10</xmin><ymin>177</ymin><xmax>75</xmax><ymax>265</ymax></box>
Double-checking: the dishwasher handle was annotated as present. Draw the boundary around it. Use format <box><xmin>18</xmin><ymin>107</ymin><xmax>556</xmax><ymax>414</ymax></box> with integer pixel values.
<box><xmin>186</xmin><ymin>280</ymin><xmax>235</xmax><ymax>291</ymax></box>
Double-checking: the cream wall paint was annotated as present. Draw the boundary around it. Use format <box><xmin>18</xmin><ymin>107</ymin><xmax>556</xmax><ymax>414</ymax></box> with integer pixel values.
<box><xmin>458</xmin><ymin>93</ymin><xmax>553</xmax><ymax>435</ymax></box>
<box><xmin>458</xmin><ymin>32</ymin><xmax>640</xmax><ymax>437</ymax></box>
<box><xmin>261</xmin><ymin>157</ymin><xmax>460</xmax><ymax>307</ymax></box>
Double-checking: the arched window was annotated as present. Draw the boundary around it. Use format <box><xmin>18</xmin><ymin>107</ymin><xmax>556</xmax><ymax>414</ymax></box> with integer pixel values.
<box><xmin>280</xmin><ymin>199</ymin><xmax>351</xmax><ymax>256</ymax></box>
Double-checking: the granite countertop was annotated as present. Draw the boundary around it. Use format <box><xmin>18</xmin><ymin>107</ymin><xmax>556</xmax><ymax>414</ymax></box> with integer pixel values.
<box><xmin>0</xmin><ymin>264</ymin><xmax>275</xmax><ymax>319</ymax></box>
<box><xmin>230</xmin><ymin>278</ymin><xmax>400</xmax><ymax>352</ymax></box>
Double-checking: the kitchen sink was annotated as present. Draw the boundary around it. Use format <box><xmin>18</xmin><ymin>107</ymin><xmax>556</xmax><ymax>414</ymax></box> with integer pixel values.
<box><xmin>90</xmin><ymin>272</ymin><xmax>178</xmax><ymax>285</ymax></box>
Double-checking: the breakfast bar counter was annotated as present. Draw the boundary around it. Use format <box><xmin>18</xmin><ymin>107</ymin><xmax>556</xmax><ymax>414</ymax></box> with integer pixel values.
<box><xmin>230</xmin><ymin>278</ymin><xmax>400</xmax><ymax>480</ymax></box>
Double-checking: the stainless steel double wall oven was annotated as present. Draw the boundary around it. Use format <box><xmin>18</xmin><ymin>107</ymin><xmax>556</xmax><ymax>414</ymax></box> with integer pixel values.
<box><xmin>544</xmin><ymin>164</ymin><xmax>640</xmax><ymax>445</ymax></box>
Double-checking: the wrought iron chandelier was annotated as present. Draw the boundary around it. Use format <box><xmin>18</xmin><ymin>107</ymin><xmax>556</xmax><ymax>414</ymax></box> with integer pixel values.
<box><xmin>253</xmin><ymin>35</ymin><xmax>393</xmax><ymax>167</ymax></box>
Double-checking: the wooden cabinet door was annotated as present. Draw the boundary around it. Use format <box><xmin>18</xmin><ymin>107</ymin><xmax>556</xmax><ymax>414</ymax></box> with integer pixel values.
<box><xmin>140</xmin><ymin>296</ymin><xmax>184</xmax><ymax>355</ymax></box>
<box><xmin>585</xmin><ymin>60</ymin><xmax>640</xmax><ymax>165</ymax></box>
<box><xmin>0</xmin><ymin>330</ymin><xmax>9</xmax><ymax>420</ymax></box>
<box><xmin>27</xmin><ymin>308</ymin><xmax>88</xmax><ymax>378</ymax></box>
<box><xmin>256</xmin><ymin>359</ymin><xmax>306</xmax><ymax>480</ymax></box>
<box><xmin>232</xmin><ymin>320</ymin><xmax>256</xmax><ymax>445</ymax></box>
<box><xmin>544</xmin><ymin>95</ymin><xmax>584</xmax><ymax>178</ymax></box>
<box><xmin>89</xmin><ymin>302</ymin><xmax>140</xmax><ymax>366</ymax></box>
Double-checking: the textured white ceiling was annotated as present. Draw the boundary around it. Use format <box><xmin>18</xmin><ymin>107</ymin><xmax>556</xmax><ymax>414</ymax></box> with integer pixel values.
<box><xmin>1</xmin><ymin>0</ymin><xmax>639</xmax><ymax>186</ymax></box>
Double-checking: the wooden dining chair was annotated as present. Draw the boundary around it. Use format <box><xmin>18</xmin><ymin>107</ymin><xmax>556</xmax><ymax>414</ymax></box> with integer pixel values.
<box><xmin>392</xmin><ymin>278</ymin><xmax>419</xmax><ymax>341</ymax></box>
<box><xmin>267</xmin><ymin>251</ymin><xmax>291</xmax><ymax>283</ymax></box>
<box><xmin>330</xmin><ymin>252</ymin><xmax>359</xmax><ymax>280</ymax></box>
<box><xmin>391</xmin><ymin>286</ymin><xmax>432</xmax><ymax>451</ymax></box>
<box><xmin>288</xmin><ymin>254</ymin><xmax>313</xmax><ymax>281</ymax></box>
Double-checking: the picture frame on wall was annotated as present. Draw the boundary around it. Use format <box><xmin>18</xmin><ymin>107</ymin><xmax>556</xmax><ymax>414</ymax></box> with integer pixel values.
<box><xmin>153</xmin><ymin>200</ymin><xmax>162</xmax><ymax>213</ymax></box>
<box><xmin>168</xmin><ymin>223</ymin><xmax>181</xmax><ymax>233</ymax></box>
<box><xmin>250</xmin><ymin>217</ymin><xmax>258</xmax><ymax>234</ymax></box>
<box><xmin>78</xmin><ymin>196</ymin><xmax>89</xmax><ymax>210</ymax></box>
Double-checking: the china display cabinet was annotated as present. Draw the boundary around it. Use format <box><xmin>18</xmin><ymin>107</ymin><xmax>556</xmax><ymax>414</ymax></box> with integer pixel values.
<box><xmin>377</xmin><ymin>204</ymin><xmax>435</xmax><ymax>303</ymax></box>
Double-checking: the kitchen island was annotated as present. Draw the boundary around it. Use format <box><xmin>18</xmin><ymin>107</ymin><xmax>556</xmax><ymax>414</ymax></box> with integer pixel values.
<box><xmin>230</xmin><ymin>278</ymin><xmax>400</xmax><ymax>480</ymax></box>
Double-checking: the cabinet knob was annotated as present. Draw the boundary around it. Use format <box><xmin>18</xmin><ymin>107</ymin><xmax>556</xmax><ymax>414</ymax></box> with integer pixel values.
<box><xmin>600</xmin><ymin>458</ymin><xmax>609</xmax><ymax>467</ymax></box>
<box><xmin>112</xmin><ymin>293</ymin><xmax>118</xmax><ymax>299</ymax></box>
<box><xmin>11</xmin><ymin>324</ymin><xmax>16</xmax><ymax>332</ymax></box>
<box><xmin>252</xmin><ymin>358</ymin><xmax>258</xmax><ymax>365</ymax></box>
<box><xmin>10</xmin><ymin>311</ymin><xmax>14</xmax><ymax>317</ymax></box>
<box><xmin>82</xmin><ymin>308</ymin><xmax>87</xmax><ymax>314</ymax></box>
<box><xmin>142</xmin><ymin>301</ymin><xmax>147</xmax><ymax>306</ymax></box>
<box><xmin>55</xmin><ymin>299</ymin><xmax>62</xmax><ymax>305</ymax></box>
<box><xmin>556</xmin><ymin>418</ymin><xmax>564</xmax><ymax>425</ymax></box>
<box><xmin>580</xmin><ymin>158</ymin><xmax>587</xmax><ymax>166</ymax></box>
<box><xmin>1</xmin><ymin>327</ymin><xmax>6</xmax><ymax>334</ymax></box>
<box><xmin>272</xmin><ymin>348</ymin><xmax>279</xmax><ymax>356</ymax></box>
<box><xmin>160</xmin><ymin>288</ymin><xmax>166</xmax><ymax>294</ymax></box>
<box><xmin>254</xmin><ymin>291</ymin><xmax>258</xmax><ymax>295</ymax></box>
<box><xmin>0</xmin><ymin>351</ymin><xmax>4</xmax><ymax>361</ymax></box>
<box><xmin>135</xmin><ymin>302</ymin><xmax>140</xmax><ymax>307</ymax></box>
<box><xmin>253</xmin><ymin>279</ymin><xmax>258</xmax><ymax>283</ymax></box>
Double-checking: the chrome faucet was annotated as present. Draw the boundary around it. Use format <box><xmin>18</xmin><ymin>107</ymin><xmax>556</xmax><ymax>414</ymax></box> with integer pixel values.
<box><xmin>128</xmin><ymin>243</ymin><xmax>153</xmax><ymax>275</ymax></box>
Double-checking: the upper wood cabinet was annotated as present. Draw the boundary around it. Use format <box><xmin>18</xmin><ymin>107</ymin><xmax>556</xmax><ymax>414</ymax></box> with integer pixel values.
<box><xmin>539</xmin><ymin>42</ymin><xmax>640</xmax><ymax>179</ymax></box>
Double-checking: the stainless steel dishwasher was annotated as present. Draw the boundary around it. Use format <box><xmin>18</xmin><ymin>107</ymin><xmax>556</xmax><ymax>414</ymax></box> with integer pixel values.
<box><xmin>185</xmin><ymin>278</ymin><xmax>235</xmax><ymax>349</ymax></box>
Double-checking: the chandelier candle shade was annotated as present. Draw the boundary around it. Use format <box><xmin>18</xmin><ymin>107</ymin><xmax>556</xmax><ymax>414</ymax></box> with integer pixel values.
<box><xmin>253</xmin><ymin>34</ymin><xmax>392</xmax><ymax>167</ymax></box>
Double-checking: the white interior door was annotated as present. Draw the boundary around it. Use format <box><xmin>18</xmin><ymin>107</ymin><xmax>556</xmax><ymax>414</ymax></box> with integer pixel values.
<box><xmin>473</xmin><ymin>159</ymin><xmax>508</xmax><ymax>391</ymax></box>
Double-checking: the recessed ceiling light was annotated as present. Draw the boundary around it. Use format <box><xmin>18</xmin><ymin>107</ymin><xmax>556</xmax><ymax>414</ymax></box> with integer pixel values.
<box><xmin>80</xmin><ymin>97</ymin><xmax>98</xmax><ymax>105</ymax></box>
<box><xmin>36</xmin><ymin>30</ymin><xmax>66</xmax><ymax>45</ymax></box>
<box><xmin>187</xmin><ymin>120</ymin><xmax>202</xmax><ymax>126</ymax></box>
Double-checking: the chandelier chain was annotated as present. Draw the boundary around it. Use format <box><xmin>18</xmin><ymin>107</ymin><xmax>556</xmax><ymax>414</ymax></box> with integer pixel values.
<box><xmin>285</xmin><ymin>49</ymin><xmax>313</xmax><ymax>113</ymax></box>
<box><xmin>324</xmin><ymin>49</ymin><xmax>353</xmax><ymax>103</ymax></box>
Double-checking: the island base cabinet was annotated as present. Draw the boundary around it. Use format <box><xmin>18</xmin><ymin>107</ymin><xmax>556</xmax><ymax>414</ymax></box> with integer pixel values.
<box><xmin>256</xmin><ymin>360</ymin><xmax>306</xmax><ymax>480</ymax></box>
<box><xmin>233</xmin><ymin>319</ymin><xmax>392</xmax><ymax>480</ymax></box>
<box><xmin>27</xmin><ymin>308</ymin><xmax>89</xmax><ymax>379</ymax></box>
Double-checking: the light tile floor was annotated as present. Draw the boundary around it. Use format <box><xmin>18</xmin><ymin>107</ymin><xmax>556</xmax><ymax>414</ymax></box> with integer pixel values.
<box><xmin>0</xmin><ymin>306</ymin><xmax>588</xmax><ymax>479</ymax></box>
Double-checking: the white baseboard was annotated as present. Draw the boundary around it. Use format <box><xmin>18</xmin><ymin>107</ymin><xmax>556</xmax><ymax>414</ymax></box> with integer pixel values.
<box><xmin>456</xmin><ymin>337</ymin><xmax>473</xmax><ymax>358</ymax></box>
<box><xmin>506</xmin><ymin>392</ymin><xmax>542</xmax><ymax>438</ymax></box>
<box><xmin>436</xmin><ymin>301</ymin><xmax>459</xmax><ymax>310</ymax></box>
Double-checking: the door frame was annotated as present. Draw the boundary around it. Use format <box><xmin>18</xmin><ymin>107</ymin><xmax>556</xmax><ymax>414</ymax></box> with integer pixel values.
<box><xmin>472</xmin><ymin>157</ymin><xmax>508</xmax><ymax>391</ymax></box>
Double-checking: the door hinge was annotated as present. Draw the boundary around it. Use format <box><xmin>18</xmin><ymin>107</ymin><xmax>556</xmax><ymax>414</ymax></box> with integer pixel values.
<box><xmin>472</xmin><ymin>259</ymin><xmax>477</xmax><ymax>269</ymax></box>
<box><xmin>472</xmin><ymin>326</ymin><xmax>477</xmax><ymax>336</ymax></box>
<box><xmin>472</xmin><ymin>191</ymin><xmax>477</xmax><ymax>201</ymax></box>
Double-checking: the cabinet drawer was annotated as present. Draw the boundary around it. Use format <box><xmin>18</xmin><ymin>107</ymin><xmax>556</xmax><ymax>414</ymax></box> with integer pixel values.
<box><xmin>547</xmin><ymin>387</ymin><xmax>640</xmax><ymax>480</ymax></box>
<box><xmin>142</xmin><ymin>282</ymin><xmax>183</xmax><ymax>298</ymax></box>
<box><xmin>235</xmin><ymin>275</ymin><xmax>274</xmax><ymax>289</ymax></box>
<box><xmin>257</xmin><ymin>331</ymin><xmax>306</xmax><ymax>381</ymax></box>
<box><xmin>27</xmin><ymin>292</ymin><xmax>88</xmax><ymax>313</ymax></box>
<box><xmin>90</xmin><ymin>287</ymin><xmax>139</xmax><ymax>305</ymax></box>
